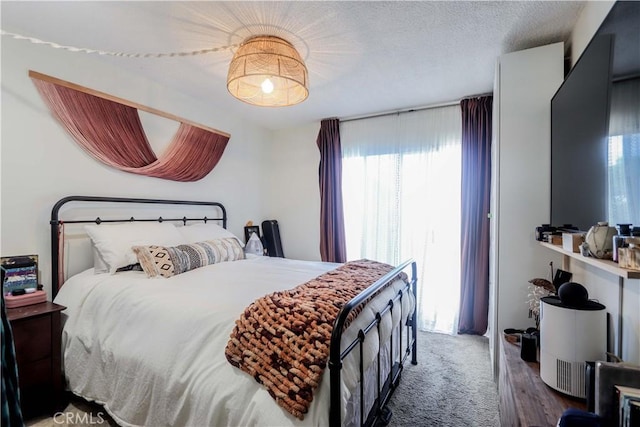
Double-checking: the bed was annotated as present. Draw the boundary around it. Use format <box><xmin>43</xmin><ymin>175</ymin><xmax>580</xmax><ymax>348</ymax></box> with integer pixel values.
<box><xmin>50</xmin><ymin>196</ymin><xmax>417</xmax><ymax>427</ymax></box>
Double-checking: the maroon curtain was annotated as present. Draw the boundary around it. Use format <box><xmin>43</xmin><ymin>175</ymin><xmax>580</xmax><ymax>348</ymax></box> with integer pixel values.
<box><xmin>317</xmin><ymin>119</ymin><xmax>347</xmax><ymax>263</ymax></box>
<box><xmin>458</xmin><ymin>96</ymin><xmax>492</xmax><ymax>335</ymax></box>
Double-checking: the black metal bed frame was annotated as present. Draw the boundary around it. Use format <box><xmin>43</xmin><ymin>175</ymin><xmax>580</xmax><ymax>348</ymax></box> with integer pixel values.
<box><xmin>50</xmin><ymin>196</ymin><xmax>417</xmax><ymax>427</ymax></box>
<box><xmin>329</xmin><ymin>259</ymin><xmax>418</xmax><ymax>427</ymax></box>
<box><xmin>50</xmin><ymin>195</ymin><xmax>226</xmax><ymax>299</ymax></box>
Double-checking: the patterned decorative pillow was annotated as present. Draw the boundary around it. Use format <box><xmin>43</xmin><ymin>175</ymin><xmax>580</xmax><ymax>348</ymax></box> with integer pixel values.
<box><xmin>132</xmin><ymin>238</ymin><xmax>245</xmax><ymax>278</ymax></box>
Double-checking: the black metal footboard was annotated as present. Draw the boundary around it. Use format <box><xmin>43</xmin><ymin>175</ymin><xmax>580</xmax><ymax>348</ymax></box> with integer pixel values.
<box><xmin>329</xmin><ymin>259</ymin><xmax>418</xmax><ymax>427</ymax></box>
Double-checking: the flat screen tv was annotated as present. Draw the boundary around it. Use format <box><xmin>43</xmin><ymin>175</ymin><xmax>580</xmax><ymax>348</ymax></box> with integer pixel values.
<box><xmin>551</xmin><ymin>1</ymin><xmax>640</xmax><ymax>232</ymax></box>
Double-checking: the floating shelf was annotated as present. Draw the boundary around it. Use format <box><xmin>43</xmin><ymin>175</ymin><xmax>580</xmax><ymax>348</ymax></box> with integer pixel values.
<box><xmin>539</xmin><ymin>242</ymin><xmax>640</xmax><ymax>279</ymax></box>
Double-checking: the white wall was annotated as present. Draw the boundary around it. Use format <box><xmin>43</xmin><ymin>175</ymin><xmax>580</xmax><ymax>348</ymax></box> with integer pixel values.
<box><xmin>570</xmin><ymin>1</ymin><xmax>615</xmax><ymax>67</ymax></box>
<box><xmin>268</xmin><ymin>123</ymin><xmax>322</xmax><ymax>262</ymax></box>
<box><xmin>1</xmin><ymin>37</ymin><xmax>272</xmax><ymax>296</ymax></box>
<box><xmin>565</xmin><ymin>261</ymin><xmax>640</xmax><ymax>363</ymax></box>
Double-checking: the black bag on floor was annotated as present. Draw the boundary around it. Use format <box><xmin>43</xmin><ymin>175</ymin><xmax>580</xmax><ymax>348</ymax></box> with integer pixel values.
<box><xmin>261</xmin><ymin>220</ymin><xmax>285</xmax><ymax>258</ymax></box>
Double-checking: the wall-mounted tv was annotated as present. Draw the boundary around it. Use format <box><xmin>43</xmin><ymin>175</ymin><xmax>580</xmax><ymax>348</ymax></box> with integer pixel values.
<box><xmin>551</xmin><ymin>1</ymin><xmax>640</xmax><ymax>232</ymax></box>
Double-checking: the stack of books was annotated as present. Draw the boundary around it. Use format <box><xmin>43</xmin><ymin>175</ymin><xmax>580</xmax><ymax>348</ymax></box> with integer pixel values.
<box><xmin>615</xmin><ymin>385</ymin><xmax>640</xmax><ymax>427</ymax></box>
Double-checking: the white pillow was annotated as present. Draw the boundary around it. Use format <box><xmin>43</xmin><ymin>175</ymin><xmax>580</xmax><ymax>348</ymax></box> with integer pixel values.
<box><xmin>93</xmin><ymin>245</ymin><xmax>109</xmax><ymax>274</ymax></box>
<box><xmin>85</xmin><ymin>222</ymin><xmax>184</xmax><ymax>274</ymax></box>
<box><xmin>178</xmin><ymin>223</ymin><xmax>243</xmax><ymax>245</ymax></box>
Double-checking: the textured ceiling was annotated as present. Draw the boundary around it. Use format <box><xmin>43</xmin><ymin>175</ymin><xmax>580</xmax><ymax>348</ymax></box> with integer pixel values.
<box><xmin>1</xmin><ymin>1</ymin><xmax>585</xmax><ymax>130</ymax></box>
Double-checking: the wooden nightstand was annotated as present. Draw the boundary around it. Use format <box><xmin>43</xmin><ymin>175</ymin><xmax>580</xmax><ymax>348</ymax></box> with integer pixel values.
<box><xmin>6</xmin><ymin>301</ymin><xmax>66</xmax><ymax>419</ymax></box>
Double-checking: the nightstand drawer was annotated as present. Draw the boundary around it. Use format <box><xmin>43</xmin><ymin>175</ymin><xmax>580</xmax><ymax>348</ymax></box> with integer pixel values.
<box><xmin>19</xmin><ymin>358</ymin><xmax>54</xmax><ymax>421</ymax></box>
<box><xmin>11</xmin><ymin>315</ymin><xmax>52</xmax><ymax>364</ymax></box>
<box><xmin>18</xmin><ymin>358</ymin><xmax>52</xmax><ymax>389</ymax></box>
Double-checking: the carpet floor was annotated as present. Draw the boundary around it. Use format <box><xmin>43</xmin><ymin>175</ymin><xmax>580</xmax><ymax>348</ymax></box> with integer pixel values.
<box><xmin>386</xmin><ymin>331</ymin><xmax>500</xmax><ymax>426</ymax></box>
<box><xmin>26</xmin><ymin>331</ymin><xmax>499</xmax><ymax>427</ymax></box>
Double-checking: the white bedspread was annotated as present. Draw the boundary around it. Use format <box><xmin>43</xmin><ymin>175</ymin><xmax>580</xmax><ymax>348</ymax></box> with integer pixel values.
<box><xmin>54</xmin><ymin>257</ymin><xmax>413</xmax><ymax>427</ymax></box>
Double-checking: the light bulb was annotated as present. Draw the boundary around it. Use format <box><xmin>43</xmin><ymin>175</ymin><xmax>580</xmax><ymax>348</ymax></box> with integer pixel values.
<box><xmin>261</xmin><ymin>78</ymin><xmax>274</xmax><ymax>94</ymax></box>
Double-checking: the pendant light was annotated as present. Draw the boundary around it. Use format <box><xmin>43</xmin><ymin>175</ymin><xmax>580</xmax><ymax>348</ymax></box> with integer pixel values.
<box><xmin>227</xmin><ymin>35</ymin><xmax>309</xmax><ymax>107</ymax></box>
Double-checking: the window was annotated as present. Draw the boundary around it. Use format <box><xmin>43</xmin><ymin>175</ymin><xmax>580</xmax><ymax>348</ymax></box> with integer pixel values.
<box><xmin>341</xmin><ymin>106</ymin><xmax>462</xmax><ymax>333</ymax></box>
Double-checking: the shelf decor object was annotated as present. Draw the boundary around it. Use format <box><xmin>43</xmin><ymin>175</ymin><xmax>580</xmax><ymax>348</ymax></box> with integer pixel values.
<box><xmin>227</xmin><ymin>35</ymin><xmax>309</xmax><ymax>107</ymax></box>
<box><xmin>539</xmin><ymin>242</ymin><xmax>640</xmax><ymax>279</ymax></box>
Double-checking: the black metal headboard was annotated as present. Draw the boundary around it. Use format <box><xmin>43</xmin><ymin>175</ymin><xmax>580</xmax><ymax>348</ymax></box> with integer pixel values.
<box><xmin>50</xmin><ymin>196</ymin><xmax>227</xmax><ymax>299</ymax></box>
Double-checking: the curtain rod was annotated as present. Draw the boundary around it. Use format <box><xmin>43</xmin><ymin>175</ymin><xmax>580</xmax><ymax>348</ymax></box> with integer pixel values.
<box><xmin>28</xmin><ymin>70</ymin><xmax>231</xmax><ymax>138</ymax></box>
<box><xmin>340</xmin><ymin>93</ymin><xmax>492</xmax><ymax>123</ymax></box>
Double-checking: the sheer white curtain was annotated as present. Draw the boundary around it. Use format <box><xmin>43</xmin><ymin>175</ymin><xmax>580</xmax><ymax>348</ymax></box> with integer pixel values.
<box><xmin>340</xmin><ymin>106</ymin><xmax>462</xmax><ymax>334</ymax></box>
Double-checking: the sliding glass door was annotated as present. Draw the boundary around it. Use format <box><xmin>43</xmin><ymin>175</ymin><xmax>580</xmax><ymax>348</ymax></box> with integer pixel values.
<box><xmin>341</xmin><ymin>106</ymin><xmax>462</xmax><ymax>334</ymax></box>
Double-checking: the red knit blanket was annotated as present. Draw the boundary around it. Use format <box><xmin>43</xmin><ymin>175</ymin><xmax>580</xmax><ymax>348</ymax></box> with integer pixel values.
<box><xmin>224</xmin><ymin>259</ymin><xmax>402</xmax><ymax>419</ymax></box>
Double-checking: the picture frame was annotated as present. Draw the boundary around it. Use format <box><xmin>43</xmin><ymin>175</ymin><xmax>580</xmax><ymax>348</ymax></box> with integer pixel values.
<box><xmin>244</xmin><ymin>226</ymin><xmax>260</xmax><ymax>243</ymax></box>
<box><xmin>1</xmin><ymin>254</ymin><xmax>39</xmax><ymax>295</ymax></box>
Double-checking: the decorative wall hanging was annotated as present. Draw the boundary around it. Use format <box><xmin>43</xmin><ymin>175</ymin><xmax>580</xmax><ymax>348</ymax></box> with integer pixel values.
<box><xmin>29</xmin><ymin>70</ymin><xmax>230</xmax><ymax>182</ymax></box>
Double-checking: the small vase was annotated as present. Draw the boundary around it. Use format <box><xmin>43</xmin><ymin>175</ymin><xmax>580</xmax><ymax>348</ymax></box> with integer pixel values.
<box><xmin>585</xmin><ymin>221</ymin><xmax>618</xmax><ymax>259</ymax></box>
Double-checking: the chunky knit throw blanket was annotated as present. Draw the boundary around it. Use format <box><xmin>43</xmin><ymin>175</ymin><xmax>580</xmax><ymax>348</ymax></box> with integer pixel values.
<box><xmin>225</xmin><ymin>259</ymin><xmax>401</xmax><ymax>419</ymax></box>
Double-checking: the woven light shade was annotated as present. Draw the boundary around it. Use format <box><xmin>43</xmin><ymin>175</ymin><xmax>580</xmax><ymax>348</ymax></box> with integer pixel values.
<box><xmin>227</xmin><ymin>35</ymin><xmax>309</xmax><ymax>107</ymax></box>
